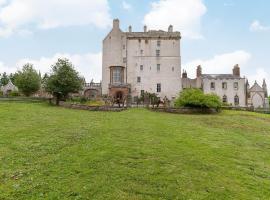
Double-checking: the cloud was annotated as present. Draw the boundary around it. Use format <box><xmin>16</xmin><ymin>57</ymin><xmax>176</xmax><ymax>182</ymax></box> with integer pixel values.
<box><xmin>122</xmin><ymin>1</ymin><xmax>132</xmax><ymax>10</ymax></box>
<box><xmin>0</xmin><ymin>0</ymin><xmax>112</xmax><ymax>37</ymax></box>
<box><xmin>250</xmin><ymin>20</ymin><xmax>270</xmax><ymax>32</ymax></box>
<box><xmin>183</xmin><ymin>50</ymin><xmax>252</xmax><ymax>78</ymax></box>
<box><xmin>143</xmin><ymin>0</ymin><xmax>207</xmax><ymax>39</ymax></box>
<box><xmin>0</xmin><ymin>52</ymin><xmax>102</xmax><ymax>82</ymax></box>
<box><xmin>249</xmin><ymin>68</ymin><xmax>270</xmax><ymax>88</ymax></box>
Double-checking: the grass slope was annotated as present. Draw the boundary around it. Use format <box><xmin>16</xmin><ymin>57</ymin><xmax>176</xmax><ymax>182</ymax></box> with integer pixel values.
<box><xmin>0</xmin><ymin>102</ymin><xmax>270</xmax><ymax>200</ymax></box>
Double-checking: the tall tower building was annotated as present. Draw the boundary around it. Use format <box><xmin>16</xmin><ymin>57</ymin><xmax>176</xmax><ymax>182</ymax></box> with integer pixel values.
<box><xmin>102</xmin><ymin>19</ymin><xmax>182</xmax><ymax>101</ymax></box>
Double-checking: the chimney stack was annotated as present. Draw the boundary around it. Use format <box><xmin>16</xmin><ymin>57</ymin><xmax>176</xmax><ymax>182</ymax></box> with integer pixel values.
<box><xmin>144</xmin><ymin>25</ymin><xmax>147</xmax><ymax>32</ymax></box>
<box><xmin>113</xmin><ymin>19</ymin><xmax>120</xmax><ymax>29</ymax></box>
<box><xmin>196</xmin><ymin>65</ymin><xmax>202</xmax><ymax>77</ymax></box>
<box><xmin>168</xmin><ymin>25</ymin><xmax>173</xmax><ymax>32</ymax></box>
<box><xmin>233</xmin><ymin>64</ymin><xmax>240</xmax><ymax>77</ymax></box>
<box><xmin>128</xmin><ymin>25</ymin><xmax>132</xmax><ymax>32</ymax></box>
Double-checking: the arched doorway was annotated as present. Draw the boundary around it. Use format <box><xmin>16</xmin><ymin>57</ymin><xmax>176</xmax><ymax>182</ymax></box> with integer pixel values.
<box><xmin>251</xmin><ymin>93</ymin><xmax>264</xmax><ymax>108</ymax></box>
<box><xmin>115</xmin><ymin>91</ymin><xmax>123</xmax><ymax>100</ymax></box>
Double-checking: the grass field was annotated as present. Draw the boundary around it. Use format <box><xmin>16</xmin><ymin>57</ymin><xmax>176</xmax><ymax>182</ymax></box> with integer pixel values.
<box><xmin>0</xmin><ymin>102</ymin><xmax>270</xmax><ymax>200</ymax></box>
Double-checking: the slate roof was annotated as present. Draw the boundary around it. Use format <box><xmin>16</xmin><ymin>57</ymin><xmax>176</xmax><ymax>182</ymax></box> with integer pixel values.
<box><xmin>126</xmin><ymin>30</ymin><xmax>181</xmax><ymax>39</ymax></box>
<box><xmin>201</xmin><ymin>74</ymin><xmax>243</xmax><ymax>79</ymax></box>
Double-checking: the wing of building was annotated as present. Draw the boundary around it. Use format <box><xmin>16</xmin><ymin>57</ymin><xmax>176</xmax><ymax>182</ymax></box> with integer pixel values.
<box><xmin>102</xmin><ymin>19</ymin><xmax>182</xmax><ymax>101</ymax></box>
<box><xmin>182</xmin><ymin>65</ymin><xmax>269</xmax><ymax>108</ymax></box>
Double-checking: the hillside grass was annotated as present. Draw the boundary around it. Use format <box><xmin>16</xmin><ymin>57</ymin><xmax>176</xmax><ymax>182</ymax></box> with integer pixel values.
<box><xmin>0</xmin><ymin>102</ymin><xmax>270</xmax><ymax>200</ymax></box>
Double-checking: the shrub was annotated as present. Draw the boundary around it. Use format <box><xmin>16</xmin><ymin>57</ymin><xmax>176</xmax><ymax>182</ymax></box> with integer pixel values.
<box><xmin>175</xmin><ymin>89</ymin><xmax>222</xmax><ymax>110</ymax></box>
<box><xmin>0</xmin><ymin>91</ymin><xmax>3</xmax><ymax>97</ymax></box>
<box><xmin>9</xmin><ymin>91</ymin><xmax>20</xmax><ymax>97</ymax></box>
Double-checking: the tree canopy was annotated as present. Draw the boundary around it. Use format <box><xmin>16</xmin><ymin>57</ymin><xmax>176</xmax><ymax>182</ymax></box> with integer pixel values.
<box><xmin>44</xmin><ymin>58</ymin><xmax>83</xmax><ymax>105</ymax></box>
<box><xmin>0</xmin><ymin>72</ymin><xmax>9</xmax><ymax>86</ymax></box>
<box><xmin>14</xmin><ymin>64</ymin><xmax>41</xmax><ymax>96</ymax></box>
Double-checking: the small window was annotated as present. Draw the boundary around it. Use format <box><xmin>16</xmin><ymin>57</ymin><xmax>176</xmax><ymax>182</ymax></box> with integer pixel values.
<box><xmin>223</xmin><ymin>95</ymin><xmax>227</xmax><ymax>103</ymax></box>
<box><xmin>157</xmin><ymin>64</ymin><xmax>160</xmax><ymax>72</ymax></box>
<box><xmin>234</xmin><ymin>95</ymin><xmax>239</xmax><ymax>106</ymax></box>
<box><xmin>210</xmin><ymin>82</ymin><xmax>215</xmax><ymax>90</ymax></box>
<box><xmin>156</xmin><ymin>50</ymin><xmax>160</xmax><ymax>57</ymax></box>
<box><xmin>222</xmin><ymin>82</ymin><xmax>227</xmax><ymax>90</ymax></box>
<box><xmin>172</xmin><ymin>67</ymin><xmax>174</xmax><ymax>72</ymax></box>
<box><xmin>123</xmin><ymin>57</ymin><xmax>127</xmax><ymax>63</ymax></box>
<box><xmin>137</xmin><ymin>77</ymin><xmax>141</xmax><ymax>83</ymax></box>
<box><xmin>145</xmin><ymin>40</ymin><xmax>148</xmax><ymax>44</ymax></box>
<box><xmin>157</xmin><ymin>40</ymin><xmax>161</xmax><ymax>47</ymax></box>
<box><xmin>140</xmin><ymin>65</ymin><xmax>143</xmax><ymax>71</ymax></box>
<box><xmin>140</xmin><ymin>50</ymin><xmax>144</xmax><ymax>55</ymax></box>
<box><xmin>123</xmin><ymin>45</ymin><xmax>126</xmax><ymax>50</ymax></box>
<box><xmin>157</xmin><ymin>83</ymin><xmax>161</xmax><ymax>93</ymax></box>
<box><xmin>234</xmin><ymin>82</ymin><xmax>239</xmax><ymax>90</ymax></box>
<box><xmin>138</xmin><ymin>39</ymin><xmax>141</xmax><ymax>43</ymax></box>
<box><xmin>141</xmin><ymin>90</ymin><xmax>144</xmax><ymax>96</ymax></box>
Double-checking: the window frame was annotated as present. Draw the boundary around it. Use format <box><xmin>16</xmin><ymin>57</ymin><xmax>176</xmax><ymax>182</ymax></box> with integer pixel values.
<box><xmin>137</xmin><ymin>76</ymin><xmax>141</xmax><ymax>83</ymax></box>
<box><xmin>210</xmin><ymin>82</ymin><xmax>215</xmax><ymax>90</ymax></box>
<box><xmin>157</xmin><ymin>83</ymin><xmax>161</xmax><ymax>93</ymax></box>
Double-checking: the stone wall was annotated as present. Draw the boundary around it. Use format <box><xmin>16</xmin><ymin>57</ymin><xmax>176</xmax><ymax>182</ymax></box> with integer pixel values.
<box><xmin>150</xmin><ymin>107</ymin><xmax>219</xmax><ymax>114</ymax></box>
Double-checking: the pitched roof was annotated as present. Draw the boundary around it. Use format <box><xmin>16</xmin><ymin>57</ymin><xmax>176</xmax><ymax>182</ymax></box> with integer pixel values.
<box><xmin>201</xmin><ymin>74</ymin><xmax>243</xmax><ymax>79</ymax></box>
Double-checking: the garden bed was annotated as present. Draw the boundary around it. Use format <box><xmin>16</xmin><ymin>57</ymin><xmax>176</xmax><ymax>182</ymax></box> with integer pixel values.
<box><xmin>59</xmin><ymin>101</ymin><xmax>126</xmax><ymax>112</ymax></box>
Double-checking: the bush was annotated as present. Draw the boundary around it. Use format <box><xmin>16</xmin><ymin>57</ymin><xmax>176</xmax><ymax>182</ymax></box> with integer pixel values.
<box><xmin>175</xmin><ymin>89</ymin><xmax>222</xmax><ymax>110</ymax></box>
<box><xmin>9</xmin><ymin>91</ymin><xmax>20</xmax><ymax>97</ymax></box>
<box><xmin>0</xmin><ymin>91</ymin><xmax>3</xmax><ymax>97</ymax></box>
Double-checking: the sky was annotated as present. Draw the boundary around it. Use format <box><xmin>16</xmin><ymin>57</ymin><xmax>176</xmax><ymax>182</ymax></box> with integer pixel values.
<box><xmin>0</xmin><ymin>0</ymin><xmax>269</xmax><ymax>89</ymax></box>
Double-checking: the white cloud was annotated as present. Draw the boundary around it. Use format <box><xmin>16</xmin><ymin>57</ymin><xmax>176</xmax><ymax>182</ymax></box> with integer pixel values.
<box><xmin>143</xmin><ymin>0</ymin><xmax>207</xmax><ymax>39</ymax></box>
<box><xmin>0</xmin><ymin>0</ymin><xmax>6</xmax><ymax>6</ymax></box>
<box><xmin>183</xmin><ymin>50</ymin><xmax>252</xmax><ymax>78</ymax></box>
<box><xmin>250</xmin><ymin>20</ymin><xmax>270</xmax><ymax>32</ymax></box>
<box><xmin>122</xmin><ymin>1</ymin><xmax>132</xmax><ymax>10</ymax></box>
<box><xmin>0</xmin><ymin>52</ymin><xmax>102</xmax><ymax>82</ymax></box>
<box><xmin>0</xmin><ymin>0</ymin><xmax>112</xmax><ymax>37</ymax></box>
<box><xmin>249</xmin><ymin>68</ymin><xmax>270</xmax><ymax>88</ymax></box>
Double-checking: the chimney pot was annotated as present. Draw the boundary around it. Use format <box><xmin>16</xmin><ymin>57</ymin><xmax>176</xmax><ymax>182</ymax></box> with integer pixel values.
<box><xmin>144</xmin><ymin>25</ymin><xmax>147</xmax><ymax>32</ymax></box>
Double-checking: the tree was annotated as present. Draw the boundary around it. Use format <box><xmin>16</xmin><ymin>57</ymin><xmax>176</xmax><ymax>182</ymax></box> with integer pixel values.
<box><xmin>44</xmin><ymin>58</ymin><xmax>83</xmax><ymax>105</ymax></box>
<box><xmin>15</xmin><ymin>64</ymin><xmax>41</xmax><ymax>96</ymax></box>
<box><xmin>174</xmin><ymin>88</ymin><xmax>222</xmax><ymax>110</ymax></box>
<box><xmin>0</xmin><ymin>72</ymin><xmax>9</xmax><ymax>86</ymax></box>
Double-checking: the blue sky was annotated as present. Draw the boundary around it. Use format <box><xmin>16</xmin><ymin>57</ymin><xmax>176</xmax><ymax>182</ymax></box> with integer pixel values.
<box><xmin>0</xmin><ymin>0</ymin><xmax>269</xmax><ymax>89</ymax></box>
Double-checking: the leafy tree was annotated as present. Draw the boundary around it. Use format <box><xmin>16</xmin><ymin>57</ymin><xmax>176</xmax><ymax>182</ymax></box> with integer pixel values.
<box><xmin>0</xmin><ymin>72</ymin><xmax>9</xmax><ymax>86</ymax></box>
<box><xmin>175</xmin><ymin>88</ymin><xmax>222</xmax><ymax>110</ymax></box>
<box><xmin>44</xmin><ymin>58</ymin><xmax>83</xmax><ymax>105</ymax></box>
<box><xmin>15</xmin><ymin>64</ymin><xmax>41</xmax><ymax>96</ymax></box>
<box><xmin>9</xmin><ymin>73</ymin><xmax>18</xmax><ymax>83</ymax></box>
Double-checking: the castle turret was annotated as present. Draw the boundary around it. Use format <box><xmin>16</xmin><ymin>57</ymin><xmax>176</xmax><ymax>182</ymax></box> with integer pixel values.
<box><xmin>233</xmin><ymin>64</ymin><xmax>240</xmax><ymax>77</ymax></box>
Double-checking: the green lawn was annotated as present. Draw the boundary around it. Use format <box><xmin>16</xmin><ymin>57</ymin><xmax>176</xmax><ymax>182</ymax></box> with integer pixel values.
<box><xmin>0</xmin><ymin>102</ymin><xmax>270</xmax><ymax>200</ymax></box>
